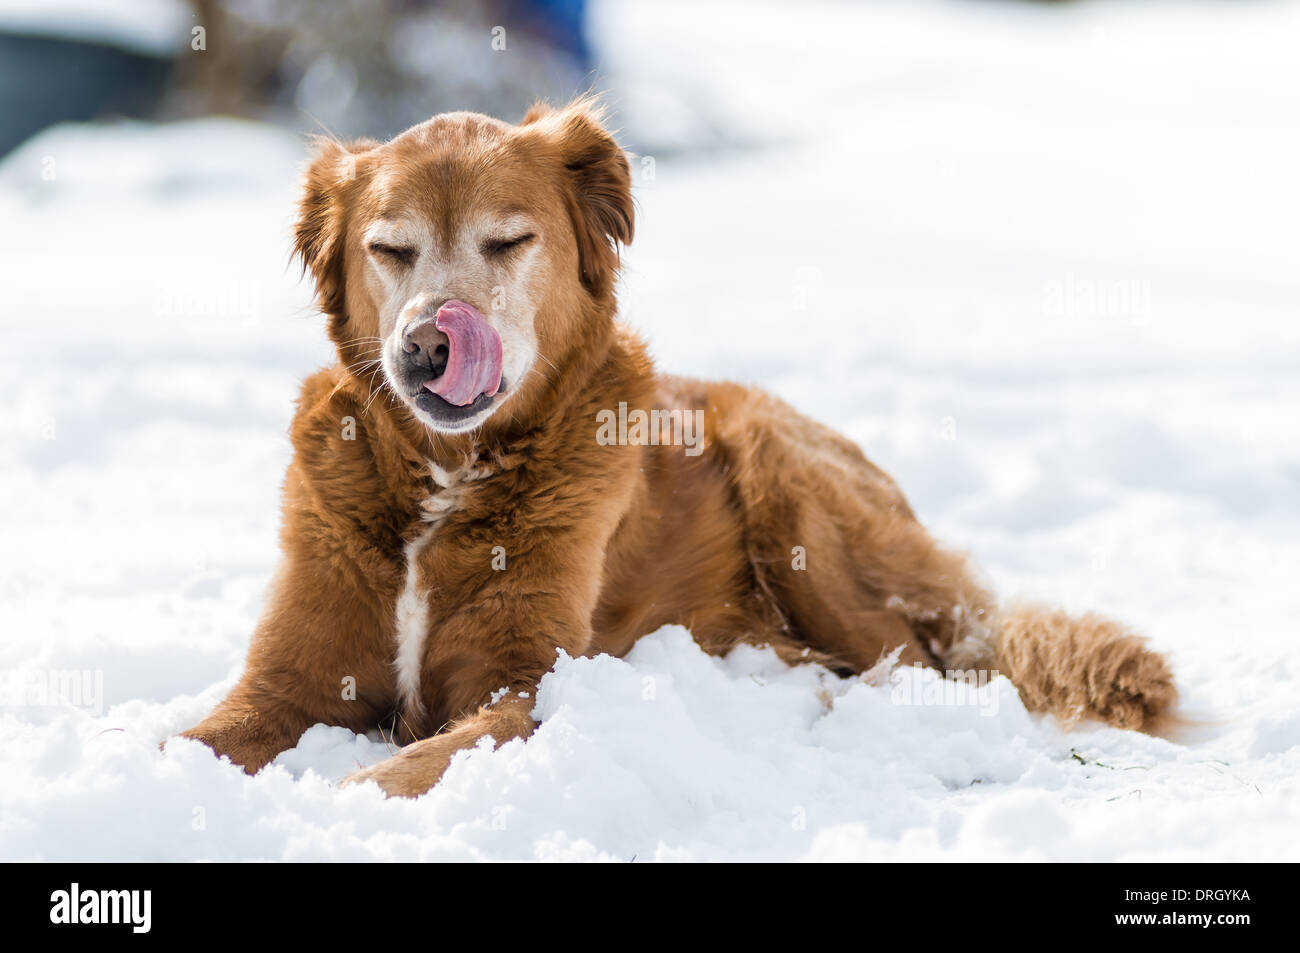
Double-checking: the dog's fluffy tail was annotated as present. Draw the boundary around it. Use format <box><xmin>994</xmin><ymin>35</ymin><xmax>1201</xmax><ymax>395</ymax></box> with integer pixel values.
<box><xmin>945</xmin><ymin>606</ymin><xmax>1178</xmax><ymax>732</ymax></box>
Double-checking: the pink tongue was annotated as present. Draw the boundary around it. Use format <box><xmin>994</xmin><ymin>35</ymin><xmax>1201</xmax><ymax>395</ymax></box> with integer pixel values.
<box><xmin>422</xmin><ymin>299</ymin><xmax>503</xmax><ymax>407</ymax></box>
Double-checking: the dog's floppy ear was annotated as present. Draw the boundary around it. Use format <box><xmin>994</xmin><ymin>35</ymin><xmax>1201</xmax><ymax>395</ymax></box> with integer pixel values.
<box><xmin>522</xmin><ymin>98</ymin><xmax>634</xmax><ymax>299</ymax></box>
<box><xmin>293</xmin><ymin>137</ymin><xmax>376</xmax><ymax>321</ymax></box>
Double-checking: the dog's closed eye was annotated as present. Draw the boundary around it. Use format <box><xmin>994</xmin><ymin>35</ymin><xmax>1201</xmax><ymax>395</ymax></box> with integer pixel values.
<box><xmin>368</xmin><ymin>242</ymin><xmax>418</xmax><ymax>267</ymax></box>
<box><xmin>482</xmin><ymin>233</ymin><xmax>535</xmax><ymax>258</ymax></box>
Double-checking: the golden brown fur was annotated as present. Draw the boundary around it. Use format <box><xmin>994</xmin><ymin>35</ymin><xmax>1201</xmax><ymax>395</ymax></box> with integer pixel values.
<box><xmin>177</xmin><ymin>99</ymin><xmax>1176</xmax><ymax>797</ymax></box>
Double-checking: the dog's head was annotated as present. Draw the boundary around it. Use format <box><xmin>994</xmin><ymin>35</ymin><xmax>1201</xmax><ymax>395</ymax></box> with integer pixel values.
<box><xmin>293</xmin><ymin>98</ymin><xmax>633</xmax><ymax>434</ymax></box>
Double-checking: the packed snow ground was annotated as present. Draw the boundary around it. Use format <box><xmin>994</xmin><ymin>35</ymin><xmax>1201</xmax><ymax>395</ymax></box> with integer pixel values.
<box><xmin>1</xmin><ymin>0</ymin><xmax>1297</xmax><ymax>861</ymax></box>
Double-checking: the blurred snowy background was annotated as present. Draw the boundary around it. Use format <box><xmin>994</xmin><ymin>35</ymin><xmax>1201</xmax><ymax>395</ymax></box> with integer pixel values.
<box><xmin>0</xmin><ymin>0</ymin><xmax>1297</xmax><ymax>860</ymax></box>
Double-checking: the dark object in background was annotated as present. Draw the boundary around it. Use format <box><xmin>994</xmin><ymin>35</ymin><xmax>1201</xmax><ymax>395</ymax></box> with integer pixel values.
<box><xmin>180</xmin><ymin>0</ymin><xmax>592</xmax><ymax>143</ymax></box>
<box><xmin>0</xmin><ymin>0</ymin><xmax>591</xmax><ymax>161</ymax></box>
<box><xmin>0</xmin><ymin>31</ymin><xmax>172</xmax><ymax>157</ymax></box>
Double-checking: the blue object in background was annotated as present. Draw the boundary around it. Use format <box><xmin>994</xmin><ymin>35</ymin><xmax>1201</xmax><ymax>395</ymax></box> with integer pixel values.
<box><xmin>510</xmin><ymin>0</ymin><xmax>591</xmax><ymax>68</ymax></box>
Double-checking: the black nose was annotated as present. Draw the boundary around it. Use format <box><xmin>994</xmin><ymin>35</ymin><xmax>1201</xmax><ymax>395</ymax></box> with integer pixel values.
<box><xmin>402</xmin><ymin>319</ymin><xmax>450</xmax><ymax>378</ymax></box>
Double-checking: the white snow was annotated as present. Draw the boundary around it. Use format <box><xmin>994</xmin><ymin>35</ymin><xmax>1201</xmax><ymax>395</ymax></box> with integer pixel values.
<box><xmin>1</xmin><ymin>0</ymin><xmax>1298</xmax><ymax>860</ymax></box>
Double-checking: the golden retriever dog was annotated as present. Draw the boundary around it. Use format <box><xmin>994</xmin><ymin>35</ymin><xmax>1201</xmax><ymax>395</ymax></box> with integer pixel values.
<box><xmin>177</xmin><ymin>98</ymin><xmax>1176</xmax><ymax>796</ymax></box>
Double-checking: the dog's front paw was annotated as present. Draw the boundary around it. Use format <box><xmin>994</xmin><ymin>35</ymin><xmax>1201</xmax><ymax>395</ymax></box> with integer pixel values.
<box><xmin>339</xmin><ymin>737</ymin><xmax>458</xmax><ymax>798</ymax></box>
<box><xmin>339</xmin><ymin>761</ymin><xmax>401</xmax><ymax>796</ymax></box>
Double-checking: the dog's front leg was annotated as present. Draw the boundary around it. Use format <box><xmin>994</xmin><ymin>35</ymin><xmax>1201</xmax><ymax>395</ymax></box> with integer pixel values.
<box><xmin>341</xmin><ymin>692</ymin><xmax>536</xmax><ymax>797</ymax></box>
<box><xmin>178</xmin><ymin>678</ymin><xmax>321</xmax><ymax>774</ymax></box>
<box><xmin>174</xmin><ymin>547</ymin><xmax>399</xmax><ymax>774</ymax></box>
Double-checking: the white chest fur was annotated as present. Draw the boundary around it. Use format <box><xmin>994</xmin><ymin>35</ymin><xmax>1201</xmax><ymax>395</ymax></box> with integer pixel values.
<box><xmin>391</xmin><ymin>458</ymin><xmax>486</xmax><ymax>714</ymax></box>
